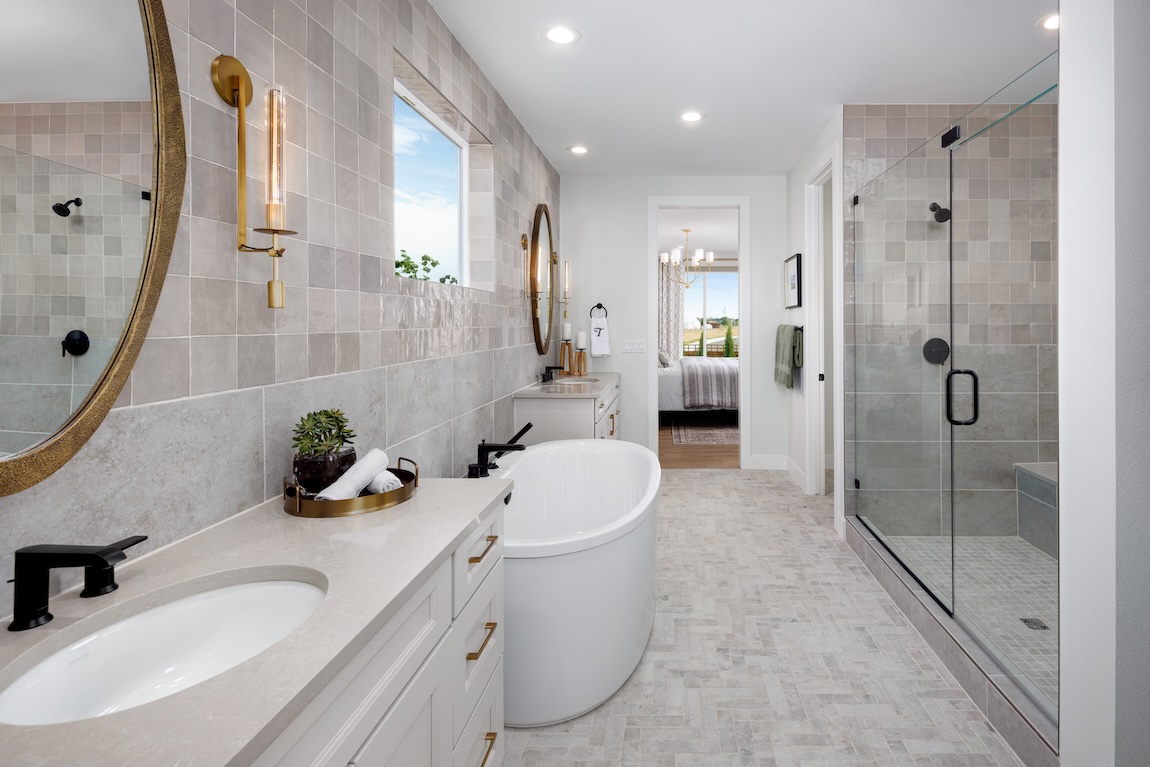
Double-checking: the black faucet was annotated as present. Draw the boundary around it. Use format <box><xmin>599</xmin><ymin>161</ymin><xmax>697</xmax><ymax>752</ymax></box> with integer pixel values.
<box><xmin>8</xmin><ymin>535</ymin><xmax>148</xmax><ymax>631</ymax></box>
<box><xmin>542</xmin><ymin>366</ymin><xmax>564</xmax><ymax>383</ymax></box>
<box><xmin>467</xmin><ymin>441</ymin><xmax>526</xmax><ymax>478</ymax></box>
<box><xmin>492</xmin><ymin>422</ymin><xmax>532</xmax><ymax>461</ymax></box>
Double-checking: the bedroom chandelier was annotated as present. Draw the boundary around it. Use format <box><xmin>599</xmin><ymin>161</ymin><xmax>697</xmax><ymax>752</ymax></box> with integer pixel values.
<box><xmin>659</xmin><ymin>228</ymin><xmax>713</xmax><ymax>288</ymax></box>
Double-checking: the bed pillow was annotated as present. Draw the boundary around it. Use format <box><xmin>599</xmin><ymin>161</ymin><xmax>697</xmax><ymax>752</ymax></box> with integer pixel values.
<box><xmin>658</xmin><ymin>351</ymin><xmax>672</xmax><ymax>368</ymax></box>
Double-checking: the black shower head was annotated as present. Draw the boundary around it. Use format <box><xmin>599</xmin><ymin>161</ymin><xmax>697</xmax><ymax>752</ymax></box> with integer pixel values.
<box><xmin>52</xmin><ymin>198</ymin><xmax>82</xmax><ymax>217</ymax></box>
<box><xmin>928</xmin><ymin>202</ymin><xmax>951</xmax><ymax>223</ymax></box>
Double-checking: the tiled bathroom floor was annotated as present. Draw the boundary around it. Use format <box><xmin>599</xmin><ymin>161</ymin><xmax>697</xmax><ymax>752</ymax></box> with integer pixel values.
<box><xmin>884</xmin><ymin>535</ymin><xmax>1059</xmax><ymax>710</ymax></box>
<box><xmin>504</xmin><ymin>470</ymin><xmax>1023</xmax><ymax>766</ymax></box>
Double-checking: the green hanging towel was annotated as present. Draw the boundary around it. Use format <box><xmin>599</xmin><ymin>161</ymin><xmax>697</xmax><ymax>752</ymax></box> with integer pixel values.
<box><xmin>792</xmin><ymin>327</ymin><xmax>804</xmax><ymax>369</ymax></box>
<box><xmin>774</xmin><ymin>324</ymin><xmax>795</xmax><ymax>388</ymax></box>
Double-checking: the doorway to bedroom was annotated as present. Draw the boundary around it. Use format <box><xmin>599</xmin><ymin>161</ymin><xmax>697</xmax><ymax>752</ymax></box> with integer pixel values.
<box><xmin>656</xmin><ymin>206</ymin><xmax>741</xmax><ymax>469</ymax></box>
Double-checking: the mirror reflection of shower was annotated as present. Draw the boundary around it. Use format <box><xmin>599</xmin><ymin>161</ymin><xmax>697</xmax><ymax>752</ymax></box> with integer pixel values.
<box><xmin>52</xmin><ymin>198</ymin><xmax>82</xmax><ymax>217</ymax></box>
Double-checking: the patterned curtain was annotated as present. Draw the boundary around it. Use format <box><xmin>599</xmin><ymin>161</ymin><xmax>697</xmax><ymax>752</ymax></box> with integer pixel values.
<box><xmin>657</xmin><ymin>266</ymin><xmax>685</xmax><ymax>359</ymax></box>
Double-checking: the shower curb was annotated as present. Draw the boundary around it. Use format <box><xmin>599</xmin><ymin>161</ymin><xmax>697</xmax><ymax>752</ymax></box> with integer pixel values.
<box><xmin>845</xmin><ymin>517</ymin><xmax>1059</xmax><ymax>767</ymax></box>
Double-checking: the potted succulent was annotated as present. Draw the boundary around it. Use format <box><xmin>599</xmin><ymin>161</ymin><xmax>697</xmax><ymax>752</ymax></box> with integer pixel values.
<box><xmin>291</xmin><ymin>409</ymin><xmax>357</xmax><ymax>494</ymax></box>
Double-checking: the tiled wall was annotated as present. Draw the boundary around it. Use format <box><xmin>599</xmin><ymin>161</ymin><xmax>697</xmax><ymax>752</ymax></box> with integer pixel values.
<box><xmin>0</xmin><ymin>0</ymin><xmax>559</xmax><ymax>618</ymax></box>
<box><xmin>844</xmin><ymin>102</ymin><xmax>1058</xmax><ymax>536</ymax></box>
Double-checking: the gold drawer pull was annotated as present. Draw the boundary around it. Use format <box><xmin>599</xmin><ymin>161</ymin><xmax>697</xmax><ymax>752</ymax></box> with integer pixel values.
<box><xmin>468</xmin><ymin>535</ymin><xmax>498</xmax><ymax>564</ymax></box>
<box><xmin>479</xmin><ymin>732</ymin><xmax>498</xmax><ymax>767</ymax></box>
<box><xmin>609</xmin><ymin>413</ymin><xmax>616</xmax><ymax>436</ymax></box>
<box><xmin>466</xmin><ymin>622</ymin><xmax>498</xmax><ymax>661</ymax></box>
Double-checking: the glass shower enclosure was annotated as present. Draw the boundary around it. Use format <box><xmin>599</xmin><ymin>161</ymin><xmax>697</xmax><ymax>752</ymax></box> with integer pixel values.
<box><xmin>847</xmin><ymin>52</ymin><xmax>1059</xmax><ymax>721</ymax></box>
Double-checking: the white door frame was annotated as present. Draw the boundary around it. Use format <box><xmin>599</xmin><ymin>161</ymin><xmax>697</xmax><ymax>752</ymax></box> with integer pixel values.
<box><xmin>801</xmin><ymin>147</ymin><xmax>846</xmax><ymax>536</ymax></box>
<box><xmin>647</xmin><ymin>196</ymin><xmax>752</xmax><ymax>466</ymax></box>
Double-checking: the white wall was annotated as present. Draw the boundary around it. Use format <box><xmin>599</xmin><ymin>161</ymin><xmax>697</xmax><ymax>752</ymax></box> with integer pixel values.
<box><xmin>1061</xmin><ymin>0</ymin><xmax>1150</xmax><ymax>763</ymax></box>
<box><xmin>560</xmin><ymin>176</ymin><xmax>788</xmax><ymax>467</ymax></box>
<box><xmin>782</xmin><ymin>111</ymin><xmax>844</xmax><ymax>518</ymax></box>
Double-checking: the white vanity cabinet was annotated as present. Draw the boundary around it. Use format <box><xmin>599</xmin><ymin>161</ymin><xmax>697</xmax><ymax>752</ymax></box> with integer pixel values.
<box><xmin>254</xmin><ymin>510</ymin><xmax>506</xmax><ymax>767</ymax></box>
<box><xmin>513</xmin><ymin>372</ymin><xmax>621</xmax><ymax>444</ymax></box>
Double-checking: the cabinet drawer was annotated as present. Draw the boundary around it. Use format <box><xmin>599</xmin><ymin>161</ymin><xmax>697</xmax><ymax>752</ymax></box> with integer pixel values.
<box><xmin>452</xmin><ymin>561</ymin><xmax>504</xmax><ymax>745</ymax></box>
<box><xmin>253</xmin><ymin>561</ymin><xmax>452</xmax><ymax>767</ymax></box>
<box><xmin>453</xmin><ymin>510</ymin><xmax>503</xmax><ymax>617</ymax></box>
<box><xmin>453</xmin><ymin>658</ymin><xmax>504</xmax><ymax>767</ymax></box>
<box><xmin>593</xmin><ymin>381</ymin><xmax>620</xmax><ymax>422</ymax></box>
<box><xmin>349</xmin><ymin>638</ymin><xmax>453</xmax><ymax>767</ymax></box>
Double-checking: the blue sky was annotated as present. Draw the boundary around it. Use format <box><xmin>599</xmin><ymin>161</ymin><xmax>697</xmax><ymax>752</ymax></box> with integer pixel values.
<box><xmin>683</xmin><ymin>272</ymin><xmax>739</xmax><ymax>327</ymax></box>
<box><xmin>393</xmin><ymin>95</ymin><xmax>461</xmax><ymax>282</ymax></box>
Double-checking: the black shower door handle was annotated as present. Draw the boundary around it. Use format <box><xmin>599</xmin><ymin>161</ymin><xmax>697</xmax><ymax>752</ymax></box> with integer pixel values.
<box><xmin>946</xmin><ymin>369</ymin><xmax>979</xmax><ymax>426</ymax></box>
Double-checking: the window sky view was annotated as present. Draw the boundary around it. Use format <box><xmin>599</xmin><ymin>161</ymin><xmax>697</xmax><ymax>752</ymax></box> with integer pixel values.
<box><xmin>682</xmin><ymin>272</ymin><xmax>739</xmax><ymax>327</ymax></box>
<box><xmin>393</xmin><ymin>94</ymin><xmax>461</xmax><ymax>283</ymax></box>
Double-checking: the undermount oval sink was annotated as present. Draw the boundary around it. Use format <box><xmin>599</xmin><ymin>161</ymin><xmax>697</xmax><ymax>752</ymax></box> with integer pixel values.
<box><xmin>0</xmin><ymin>578</ymin><xmax>325</xmax><ymax>726</ymax></box>
<box><xmin>542</xmin><ymin>377</ymin><xmax>599</xmax><ymax>388</ymax></box>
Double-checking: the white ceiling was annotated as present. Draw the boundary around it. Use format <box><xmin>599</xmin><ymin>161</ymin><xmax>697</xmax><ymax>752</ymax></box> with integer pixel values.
<box><xmin>428</xmin><ymin>0</ymin><xmax>1059</xmax><ymax>176</ymax></box>
<box><xmin>0</xmin><ymin>0</ymin><xmax>150</xmax><ymax>103</ymax></box>
<box><xmin>657</xmin><ymin>207</ymin><xmax>739</xmax><ymax>259</ymax></box>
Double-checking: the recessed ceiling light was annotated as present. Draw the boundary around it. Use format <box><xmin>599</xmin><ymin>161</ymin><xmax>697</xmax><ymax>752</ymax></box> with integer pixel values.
<box><xmin>569</xmin><ymin>146</ymin><xmax>588</xmax><ymax>155</ymax></box>
<box><xmin>544</xmin><ymin>26</ymin><xmax>580</xmax><ymax>44</ymax></box>
<box><xmin>680</xmin><ymin>111</ymin><xmax>704</xmax><ymax>123</ymax></box>
<box><xmin>1038</xmin><ymin>13</ymin><xmax>1059</xmax><ymax>30</ymax></box>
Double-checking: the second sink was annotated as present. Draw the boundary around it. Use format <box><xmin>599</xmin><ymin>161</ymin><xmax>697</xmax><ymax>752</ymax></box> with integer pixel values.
<box><xmin>0</xmin><ymin>576</ymin><xmax>325</xmax><ymax>726</ymax></box>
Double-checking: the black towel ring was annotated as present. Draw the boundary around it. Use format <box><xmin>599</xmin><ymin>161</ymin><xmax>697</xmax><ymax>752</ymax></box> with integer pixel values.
<box><xmin>590</xmin><ymin>303</ymin><xmax>607</xmax><ymax>318</ymax></box>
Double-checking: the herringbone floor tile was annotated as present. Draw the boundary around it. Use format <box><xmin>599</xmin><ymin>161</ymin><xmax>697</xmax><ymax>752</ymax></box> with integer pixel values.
<box><xmin>504</xmin><ymin>470</ymin><xmax>1023</xmax><ymax>767</ymax></box>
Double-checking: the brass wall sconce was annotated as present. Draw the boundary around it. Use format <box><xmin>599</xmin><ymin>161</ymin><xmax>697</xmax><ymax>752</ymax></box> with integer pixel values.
<box><xmin>211</xmin><ymin>55</ymin><xmax>295</xmax><ymax>308</ymax></box>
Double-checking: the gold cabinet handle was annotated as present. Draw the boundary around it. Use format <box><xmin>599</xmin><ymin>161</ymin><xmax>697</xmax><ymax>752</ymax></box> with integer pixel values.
<box><xmin>466</xmin><ymin>622</ymin><xmax>498</xmax><ymax>661</ymax></box>
<box><xmin>479</xmin><ymin>732</ymin><xmax>498</xmax><ymax>767</ymax></box>
<box><xmin>598</xmin><ymin>402</ymin><xmax>605</xmax><ymax>409</ymax></box>
<box><xmin>468</xmin><ymin>535</ymin><xmax>498</xmax><ymax>564</ymax></box>
<box><xmin>609</xmin><ymin>413</ymin><xmax>615</xmax><ymax>436</ymax></box>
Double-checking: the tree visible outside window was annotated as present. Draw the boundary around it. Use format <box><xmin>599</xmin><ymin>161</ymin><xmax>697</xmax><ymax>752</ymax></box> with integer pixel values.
<box><xmin>682</xmin><ymin>273</ymin><xmax>739</xmax><ymax>356</ymax></box>
<box><xmin>393</xmin><ymin>88</ymin><xmax>466</xmax><ymax>285</ymax></box>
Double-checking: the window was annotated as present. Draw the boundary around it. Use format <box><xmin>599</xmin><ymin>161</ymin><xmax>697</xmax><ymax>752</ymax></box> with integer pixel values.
<box><xmin>682</xmin><ymin>273</ymin><xmax>740</xmax><ymax>357</ymax></box>
<box><xmin>393</xmin><ymin>84</ymin><xmax>467</xmax><ymax>285</ymax></box>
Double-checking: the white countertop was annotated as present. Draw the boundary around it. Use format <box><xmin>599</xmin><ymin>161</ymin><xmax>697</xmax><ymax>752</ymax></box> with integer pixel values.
<box><xmin>513</xmin><ymin>371</ymin><xmax>619</xmax><ymax>400</ymax></box>
<box><xmin>0</xmin><ymin>478</ymin><xmax>512</xmax><ymax>766</ymax></box>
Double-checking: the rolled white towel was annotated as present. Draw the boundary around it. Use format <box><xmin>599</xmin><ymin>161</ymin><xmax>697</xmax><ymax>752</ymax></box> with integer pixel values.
<box><xmin>316</xmin><ymin>448</ymin><xmax>389</xmax><ymax>500</ymax></box>
<box><xmin>365</xmin><ymin>469</ymin><xmax>403</xmax><ymax>495</ymax></box>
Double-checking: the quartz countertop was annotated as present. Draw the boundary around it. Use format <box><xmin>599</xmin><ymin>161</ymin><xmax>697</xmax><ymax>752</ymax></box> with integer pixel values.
<box><xmin>513</xmin><ymin>371</ymin><xmax>619</xmax><ymax>399</ymax></box>
<box><xmin>0</xmin><ymin>478</ymin><xmax>512</xmax><ymax>766</ymax></box>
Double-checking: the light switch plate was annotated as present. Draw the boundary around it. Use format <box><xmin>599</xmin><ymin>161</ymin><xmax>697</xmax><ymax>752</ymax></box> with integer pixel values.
<box><xmin>622</xmin><ymin>339</ymin><xmax>645</xmax><ymax>353</ymax></box>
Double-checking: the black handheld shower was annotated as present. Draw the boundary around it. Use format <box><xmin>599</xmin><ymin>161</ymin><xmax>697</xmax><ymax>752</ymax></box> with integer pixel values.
<box><xmin>928</xmin><ymin>202</ymin><xmax>951</xmax><ymax>223</ymax></box>
<box><xmin>52</xmin><ymin>198</ymin><xmax>82</xmax><ymax>217</ymax></box>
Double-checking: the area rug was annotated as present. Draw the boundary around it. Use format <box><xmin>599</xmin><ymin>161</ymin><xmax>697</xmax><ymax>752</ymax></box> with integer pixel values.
<box><xmin>671</xmin><ymin>420</ymin><xmax>739</xmax><ymax>445</ymax></box>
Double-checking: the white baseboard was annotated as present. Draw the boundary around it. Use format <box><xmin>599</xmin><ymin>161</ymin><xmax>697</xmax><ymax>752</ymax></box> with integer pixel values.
<box><xmin>787</xmin><ymin>456</ymin><xmax>806</xmax><ymax>489</ymax></box>
<box><xmin>740</xmin><ymin>454</ymin><xmax>788</xmax><ymax>470</ymax></box>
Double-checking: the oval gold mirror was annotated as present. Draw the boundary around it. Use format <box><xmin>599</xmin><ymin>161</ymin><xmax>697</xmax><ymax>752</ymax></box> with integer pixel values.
<box><xmin>529</xmin><ymin>203</ymin><xmax>555</xmax><ymax>355</ymax></box>
<box><xmin>0</xmin><ymin>0</ymin><xmax>185</xmax><ymax>496</ymax></box>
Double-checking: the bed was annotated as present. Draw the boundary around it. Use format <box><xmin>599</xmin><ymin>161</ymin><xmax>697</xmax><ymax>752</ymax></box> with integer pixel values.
<box><xmin>658</xmin><ymin>357</ymin><xmax>739</xmax><ymax>411</ymax></box>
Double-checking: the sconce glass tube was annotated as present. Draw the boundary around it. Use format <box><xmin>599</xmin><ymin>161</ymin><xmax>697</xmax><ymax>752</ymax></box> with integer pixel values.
<box><xmin>266</xmin><ymin>85</ymin><xmax>286</xmax><ymax>232</ymax></box>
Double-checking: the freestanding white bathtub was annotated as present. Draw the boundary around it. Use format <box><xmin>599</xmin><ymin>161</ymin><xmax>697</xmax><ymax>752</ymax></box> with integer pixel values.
<box><xmin>488</xmin><ymin>439</ymin><xmax>660</xmax><ymax>727</ymax></box>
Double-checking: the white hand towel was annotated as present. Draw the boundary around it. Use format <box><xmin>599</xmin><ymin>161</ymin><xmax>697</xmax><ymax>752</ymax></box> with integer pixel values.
<box><xmin>365</xmin><ymin>469</ymin><xmax>403</xmax><ymax>495</ymax></box>
<box><xmin>316</xmin><ymin>448</ymin><xmax>389</xmax><ymax>500</ymax></box>
<box><xmin>590</xmin><ymin>315</ymin><xmax>610</xmax><ymax>357</ymax></box>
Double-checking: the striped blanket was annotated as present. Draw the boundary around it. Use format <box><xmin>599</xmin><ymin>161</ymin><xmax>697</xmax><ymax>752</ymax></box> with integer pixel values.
<box><xmin>681</xmin><ymin>357</ymin><xmax>739</xmax><ymax>409</ymax></box>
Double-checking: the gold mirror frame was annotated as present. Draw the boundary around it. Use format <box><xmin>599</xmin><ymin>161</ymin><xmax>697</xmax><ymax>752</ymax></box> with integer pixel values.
<box><xmin>529</xmin><ymin>204</ymin><xmax>556</xmax><ymax>355</ymax></box>
<box><xmin>0</xmin><ymin>0</ymin><xmax>185</xmax><ymax>497</ymax></box>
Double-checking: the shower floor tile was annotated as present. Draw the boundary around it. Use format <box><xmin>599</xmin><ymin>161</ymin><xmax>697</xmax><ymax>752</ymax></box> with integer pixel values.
<box><xmin>504</xmin><ymin>470</ymin><xmax>1023</xmax><ymax>767</ymax></box>
<box><xmin>886</xmin><ymin>534</ymin><xmax>1059</xmax><ymax>708</ymax></box>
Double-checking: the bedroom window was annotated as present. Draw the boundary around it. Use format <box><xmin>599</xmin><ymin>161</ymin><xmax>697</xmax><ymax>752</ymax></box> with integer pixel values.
<box><xmin>682</xmin><ymin>273</ymin><xmax>740</xmax><ymax>357</ymax></box>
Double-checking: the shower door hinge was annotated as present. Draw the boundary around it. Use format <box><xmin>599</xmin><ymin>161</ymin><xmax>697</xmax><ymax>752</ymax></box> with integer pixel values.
<box><xmin>941</xmin><ymin>125</ymin><xmax>960</xmax><ymax>148</ymax></box>
<box><xmin>818</xmin><ymin>373</ymin><xmax>825</xmax><ymax>381</ymax></box>
<box><xmin>852</xmin><ymin>195</ymin><xmax>859</xmax><ymax>206</ymax></box>
<box><xmin>854</xmin><ymin>479</ymin><xmax>860</xmax><ymax>489</ymax></box>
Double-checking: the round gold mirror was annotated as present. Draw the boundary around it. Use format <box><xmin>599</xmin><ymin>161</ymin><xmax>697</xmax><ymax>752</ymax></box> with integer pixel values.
<box><xmin>529</xmin><ymin>204</ymin><xmax>555</xmax><ymax>355</ymax></box>
<box><xmin>0</xmin><ymin>0</ymin><xmax>185</xmax><ymax>496</ymax></box>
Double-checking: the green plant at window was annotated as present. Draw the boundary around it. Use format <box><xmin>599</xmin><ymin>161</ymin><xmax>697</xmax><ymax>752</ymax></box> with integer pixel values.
<box><xmin>697</xmin><ymin>327</ymin><xmax>706</xmax><ymax>356</ymax></box>
<box><xmin>395</xmin><ymin>249</ymin><xmax>459</xmax><ymax>284</ymax></box>
<box><xmin>292</xmin><ymin>409</ymin><xmax>356</xmax><ymax>457</ymax></box>
<box><xmin>723</xmin><ymin>319</ymin><xmax>735</xmax><ymax>357</ymax></box>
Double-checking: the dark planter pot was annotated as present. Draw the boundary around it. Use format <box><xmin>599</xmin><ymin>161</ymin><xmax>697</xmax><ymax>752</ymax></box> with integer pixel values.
<box><xmin>293</xmin><ymin>447</ymin><xmax>356</xmax><ymax>494</ymax></box>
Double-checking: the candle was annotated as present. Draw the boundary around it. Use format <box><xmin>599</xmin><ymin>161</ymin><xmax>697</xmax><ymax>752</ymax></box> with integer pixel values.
<box><xmin>576</xmin><ymin>331</ymin><xmax>587</xmax><ymax>350</ymax></box>
<box><xmin>562</xmin><ymin>322</ymin><xmax>572</xmax><ymax>340</ymax></box>
<box><xmin>564</xmin><ymin>260</ymin><xmax>571</xmax><ymax>298</ymax></box>
<box><xmin>265</xmin><ymin>84</ymin><xmax>286</xmax><ymax>231</ymax></box>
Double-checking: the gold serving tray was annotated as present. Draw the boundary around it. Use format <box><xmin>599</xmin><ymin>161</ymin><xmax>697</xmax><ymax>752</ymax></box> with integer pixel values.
<box><xmin>283</xmin><ymin>457</ymin><xmax>419</xmax><ymax>518</ymax></box>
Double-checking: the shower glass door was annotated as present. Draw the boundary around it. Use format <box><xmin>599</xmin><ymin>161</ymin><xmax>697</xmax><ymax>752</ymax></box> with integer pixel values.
<box><xmin>947</xmin><ymin>53</ymin><xmax>1060</xmax><ymax>716</ymax></box>
<box><xmin>850</xmin><ymin>135</ymin><xmax>954</xmax><ymax>610</ymax></box>
<box><xmin>849</xmin><ymin>51</ymin><xmax>1060</xmax><ymax>722</ymax></box>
